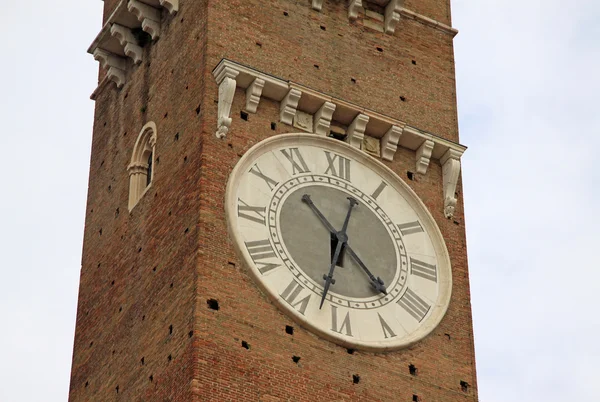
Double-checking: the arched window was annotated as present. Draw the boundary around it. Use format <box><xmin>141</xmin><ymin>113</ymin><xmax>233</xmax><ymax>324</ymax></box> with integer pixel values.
<box><xmin>128</xmin><ymin>122</ymin><xmax>157</xmax><ymax>210</ymax></box>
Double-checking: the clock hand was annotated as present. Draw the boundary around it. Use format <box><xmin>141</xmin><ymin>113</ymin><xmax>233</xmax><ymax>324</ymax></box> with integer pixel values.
<box><xmin>345</xmin><ymin>245</ymin><xmax>388</xmax><ymax>295</ymax></box>
<box><xmin>301</xmin><ymin>194</ymin><xmax>336</xmax><ymax>234</ymax></box>
<box><xmin>319</xmin><ymin>197</ymin><xmax>358</xmax><ymax>309</ymax></box>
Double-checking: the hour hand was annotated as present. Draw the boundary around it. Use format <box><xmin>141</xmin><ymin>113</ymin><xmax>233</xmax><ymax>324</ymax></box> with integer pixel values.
<box><xmin>345</xmin><ymin>245</ymin><xmax>388</xmax><ymax>295</ymax></box>
<box><xmin>301</xmin><ymin>194</ymin><xmax>336</xmax><ymax>234</ymax></box>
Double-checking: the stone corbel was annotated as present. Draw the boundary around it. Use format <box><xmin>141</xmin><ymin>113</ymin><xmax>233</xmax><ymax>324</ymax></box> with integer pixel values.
<box><xmin>128</xmin><ymin>0</ymin><xmax>161</xmax><ymax>40</ymax></box>
<box><xmin>215</xmin><ymin>66</ymin><xmax>240</xmax><ymax>139</ymax></box>
<box><xmin>441</xmin><ymin>149</ymin><xmax>462</xmax><ymax>219</ymax></box>
<box><xmin>110</xmin><ymin>24</ymin><xmax>143</xmax><ymax>64</ymax></box>
<box><xmin>280</xmin><ymin>89</ymin><xmax>302</xmax><ymax>125</ymax></box>
<box><xmin>159</xmin><ymin>0</ymin><xmax>179</xmax><ymax>14</ymax></box>
<box><xmin>313</xmin><ymin>102</ymin><xmax>336</xmax><ymax>136</ymax></box>
<box><xmin>380</xmin><ymin>125</ymin><xmax>403</xmax><ymax>161</ymax></box>
<box><xmin>415</xmin><ymin>140</ymin><xmax>434</xmax><ymax>174</ymax></box>
<box><xmin>312</xmin><ymin>0</ymin><xmax>324</xmax><ymax>11</ymax></box>
<box><xmin>346</xmin><ymin>114</ymin><xmax>369</xmax><ymax>149</ymax></box>
<box><xmin>93</xmin><ymin>49</ymin><xmax>127</xmax><ymax>88</ymax></box>
<box><xmin>385</xmin><ymin>0</ymin><xmax>403</xmax><ymax>34</ymax></box>
<box><xmin>245</xmin><ymin>78</ymin><xmax>265</xmax><ymax>113</ymax></box>
<box><xmin>348</xmin><ymin>0</ymin><xmax>363</xmax><ymax>20</ymax></box>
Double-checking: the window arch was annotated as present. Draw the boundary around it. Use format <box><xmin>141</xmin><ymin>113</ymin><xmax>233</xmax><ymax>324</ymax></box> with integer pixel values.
<box><xmin>128</xmin><ymin>121</ymin><xmax>157</xmax><ymax>210</ymax></box>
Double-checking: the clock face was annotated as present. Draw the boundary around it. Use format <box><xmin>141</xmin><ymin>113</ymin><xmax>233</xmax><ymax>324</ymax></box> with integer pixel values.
<box><xmin>226</xmin><ymin>134</ymin><xmax>452</xmax><ymax>351</ymax></box>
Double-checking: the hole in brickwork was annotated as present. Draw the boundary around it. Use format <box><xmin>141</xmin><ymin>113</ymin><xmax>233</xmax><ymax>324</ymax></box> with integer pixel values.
<box><xmin>400</xmin><ymin>96</ymin><xmax>406</xmax><ymax>102</ymax></box>
<box><xmin>376</xmin><ymin>47</ymin><xmax>383</xmax><ymax>52</ymax></box>
<box><xmin>240</xmin><ymin>111</ymin><xmax>249</xmax><ymax>121</ymax></box>
<box><xmin>228</xmin><ymin>262</ymin><xmax>236</xmax><ymax>269</ymax></box>
<box><xmin>352</xmin><ymin>374</ymin><xmax>360</xmax><ymax>384</ymax></box>
<box><xmin>180</xmin><ymin>18</ymin><xmax>184</xmax><ymax>23</ymax></box>
<box><xmin>454</xmin><ymin>220</ymin><xmax>460</xmax><ymax>225</ymax></box>
<box><xmin>412</xmin><ymin>60</ymin><xmax>417</xmax><ymax>65</ymax></box>
<box><xmin>140</xmin><ymin>106</ymin><xmax>147</xmax><ymax>113</ymax></box>
<box><xmin>256</xmin><ymin>41</ymin><xmax>262</xmax><ymax>48</ymax></box>
<box><xmin>97</xmin><ymin>263</ymin><xmax>101</xmax><ymax>269</ymax></box>
<box><xmin>99</xmin><ymin>228</ymin><xmax>102</xmax><ymax>236</ymax></box>
<box><xmin>112</xmin><ymin>350</ymin><xmax>116</xmax><ymax>355</ymax></box>
<box><xmin>141</xmin><ymin>357</ymin><xmax>145</xmax><ymax>365</ymax></box>
<box><xmin>185</xmin><ymin>85</ymin><xmax>189</xmax><ymax>90</ymax></box>
<box><xmin>116</xmin><ymin>386</ymin><xmax>119</xmax><ymax>394</ymax></box>
<box><xmin>461</xmin><ymin>381</ymin><xmax>470</xmax><ymax>393</ymax></box>
<box><xmin>283</xmin><ymin>11</ymin><xmax>289</xmax><ymax>16</ymax></box>
<box><xmin>90</xmin><ymin>209</ymin><xmax>93</xmax><ymax>213</ymax></box>
<box><xmin>242</xmin><ymin>340</ymin><xmax>250</xmax><ymax>349</ymax></box>
<box><xmin>320</xmin><ymin>25</ymin><xmax>326</xmax><ymax>30</ymax></box>
<box><xmin>115</xmin><ymin>208</ymin><xmax>119</xmax><ymax>218</ymax></box>
<box><xmin>155</xmin><ymin>157</ymin><xmax>160</xmax><ymax>164</ymax></box>
<box><xmin>142</xmin><ymin>315</ymin><xmax>146</xmax><ymax>321</ymax></box>
<box><xmin>413</xmin><ymin>395</ymin><xmax>420</xmax><ymax>402</ymax></box>
<box><xmin>85</xmin><ymin>381</ymin><xmax>89</xmax><ymax>388</ymax></box>
<box><xmin>175</xmin><ymin>133</ymin><xmax>179</xmax><ymax>141</ymax></box>
<box><xmin>184</xmin><ymin>156</ymin><xmax>188</xmax><ymax>162</ymax></box>
<box><xmin>409</xmin><ymin>364</ymin><xmax>417</xmax><ymax>376</ymax></box>
<box><xmin>271</xmin><ymin>122</ymin><xmax>277</xmax><ymax>130</ymax></box>
<box><xmin>444</xmin><ymin>333</ymin><xmax>451</xmax><ymax>341</ymax></box>
<box><xmin>153</xmin><ymin>266</ymin><xmax>157</xmax><ymax>272</ymax></box>
<box><xmin>207</xmin><ymin>299</ymin><xmax>219</xmax><ymax>310</ymax></box>
<box><xmin>100</xmin><ymin>160</ymin><xmax>104</xmax><ymax>167</ymax></box>
<box><xmin>168</xmin><ymin>354</ymin><xmax>172</xmax><ymax>362</ymax></box>
<box><xmin>169</xmin><ymin>325</ymin><xmax>173</xmax><ymax>335</ymax></box>
<box><xmin>407</xmin><ymin>171</ymin><xmax>414</xmax><ymax>181</ymax></box>
<box><xmin>285</xmin><ymin>325</ymin><xmax>294</xmax><ymax>335</ymax></box>
<box><xmin>189</xmin><ymin>330</ymin><xmax>194</xmax><ymax>338</ymax></box>
<box><xmin>170</xmin><ymin>283</ymin><xmax>174</xmax><ymax>288</ymax></box>
<box><xmin>123</xmin><ymin>131</ymin><xmax>127</xmax><ymax>136</ymax></box>
<box><xmin>107</xmin><ymin>185</ymin><xmax>112</xmax><ymax>192</ymax></box>
<box><xmin>351</xmin><ymin>78</ymin><xmax>356</xmax><ymax>84</ymax></box>
<box><xmin>228</xmin><ymin>143</ymin><xmax>233</xmax><ymax>149</ymax></box>
<box><xmin>164</xmin><ymin>112</ymin><xmax>168</xmax><ymax>118</ymax></box>
<box><xmin>124</xmin><ymin>93</ymin><xmax>128</xmax><ymax>99</ymax></box>
<box><xmin>195</xmin><ymin>105</ymin><xmax>201</xmax><ymax>115</ymax></box>
<box><xmin>89</xmin><ymin>341</ymin><xmax>93</xmax><ymax>348</ymax></box>
<box><xmin>184</xmin><ymin>227</ymin><xmax>189</xmax><ymax>234</ymax></box>
<box><xmin>149</xmin><ymin>375</ymin><xmax>153</xmax><ymax>382</ymax></box>
<box><xmin>111</xmin><ymin>280</ymin><xmax>115</xmax><ymax>286</ymax></box>
<box><xmin>103</xmin><ymin>122</ymin><xmax>107</xmax><ymax>127</ymax></box>
<box><xmin>138</xmin><ymin>247</ymin><xmax>142</xmax><ymax>253</ymax></box>
<box><xmin>347</xmin><ymin>348</ymin><xmax>355</xmax><ymax>355</ymax></box>
<box><xmin>292</xmin><ymin>356</ymin><xmax>301</xmax><ymax>363</ymax></box>
<box><xmin>119</xmin><ymin>306</ymin><xmax>122</xmax><ymax>313</ymax></box>
<box><xmin>314</xmin><ymin>64</ymin><xmax>319</xmax><ymax>69</ymax></box>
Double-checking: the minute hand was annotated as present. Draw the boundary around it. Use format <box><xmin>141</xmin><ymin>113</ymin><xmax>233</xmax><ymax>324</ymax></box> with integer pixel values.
<box><xmin>345</xmin><ymin>245</ymin><xmax>388</xmax><ymax>295</ymax></box>
<box><xmin>301</xmin><ymin>194</ymin><xmax>336</xmax><ymax>234</ymax></box>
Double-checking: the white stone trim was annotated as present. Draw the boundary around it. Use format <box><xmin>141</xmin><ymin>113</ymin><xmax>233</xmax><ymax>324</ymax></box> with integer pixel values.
<box><xmin>280</xmin><ymin>88</ymin><xmax>302</xmax><ymax>126</ymax></box>
<box><xmin>381</xmin><ymin>125</ymin><xmax>403</xmax><ymax>162</ymax></box>
<box><xmin>312</xmin><ymin>0</ymin><xmax>324</xmax><ymax>11</ymax></box>
<box><xmin>128</xmin><ymin>121</ymin><xmax>157</xmax><ymax>211</ymax></box>
<box><xmin>346</xmin><ymin>113</ymin><xmax>369</xmax><ymax>149</ymax></box>
<box><xmin>313</xmin><ymin>102</ymin><xmax>336</xmax><ymax>136</ymax></box>
<box><xmin>93</xmin><ymin>49</ymin><xmax>127</xmax><ymax>88</ymax></box>
<box><xmin>128</xmin><ymin>0</ymin><xmax>161</xmax><ymax>40</ymax></box>
<box><xmin>159</xmin><ymin>0</ymin><xmax>179</xmax><ymax>14</ymax></box>
<box><xmin>215</xmin><ymin>66</ymin><xmax>239</xmax><ymax>139</ymax></box>
<box><xmin>384</xmin><ymin>0</ymin><xmax>403</xmax><ymax>34</ymax></box>
<box><xmin>441</xmin><ymin>149</ymin><xmax>462</xmax><ymax>219</ymax></box>
<box><xmin>110</xmin><ymin>24</ymin><xmax>143</xmax><ymax>64</ymax></box>
<box><xmin>400</xmin><ymin>8</ymin><xmax>458</xmax><ymax>37</ymax></box>
<box><xmin>348</xmin><ymin>0</ymin><xmax>363</xmax><ymax>20</ymax></box>
<box><xmin>245</xmin><ymin>78</ymin><xmax>265</xmax><ymax>113</ymax></box>
<box><xmin>415</xmin><ymin>139</ymin><xmax>434</xmax><ymax>174</ymax></box>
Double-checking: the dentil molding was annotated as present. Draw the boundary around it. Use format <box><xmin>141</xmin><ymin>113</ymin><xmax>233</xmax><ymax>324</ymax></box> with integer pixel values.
<box><xmin>212</xmin><ymin>59</ymin><xmax>466</xmax><ymax>218</ymax></box>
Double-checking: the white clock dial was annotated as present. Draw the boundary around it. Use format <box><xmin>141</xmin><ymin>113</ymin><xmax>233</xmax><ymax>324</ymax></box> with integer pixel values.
<box><xmin>226</xmin><ymin>134</ymin><xmax>452</xmax><ymax>351</ymax></box>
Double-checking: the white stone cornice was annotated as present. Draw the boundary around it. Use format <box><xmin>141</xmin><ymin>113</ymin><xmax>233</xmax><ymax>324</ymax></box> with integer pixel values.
<box><xmin>312</xmin><ymin>0</ymin><xmax>324</xmax><ymax>11</ymax></box>
<box><xmin>93</xmin><ymin>49</ymin><xmax>127</xmax><ymax>88</ymax></box>
<box><xmin>385</xmin><ymin>0</ymin><xmax>403</xmax><ymax>34</ymax></box>
<box><xmin>159</xmin><ymin>0</ymin><xmax>179</xmax><ymax>14</ymax></box>
<box><xmin>128</xmin><ymin>0</ymin><xmax>161</xmax><ymax>40</ymax></box>
<box><xmin>348</xmin><ymin>0</ymin><xmax>363</xmax><ymax>20</ymax></box>
<box><xmin>346</xmin><ymin>114</ymin><xmax>369</xmax><ymax>149</ymax></box>
<box><xmin>280</xmin><ymin>89</ymin><xmax>302</xmax><ymax>126</ymax></box>
<box><xmin>441</xmin><ymin>149</ymin><xmax>463</xmax><ymax>219</ymax></box>
<box><xmin>416</xmin><ymin>139</ymin><xmax>434</xmax><ymax>174</ymax></box>
<box><xmin>215</xmin><ymin>67</ymin><xmax>239</xmax><ymax>139</ymax></box>
<box><xmin>246</xmin><ymin>78</ymin><xmax>265</xmax><ymax>113</ymax></box>
<box><xmin>110</xmin><ymin>24</ymin><xmax>143</xmax><ymax>64</ymax></box>
<box><xmin>313</xmin><ymin>102</ymin><xmax>336</xmax><ymax>136</ymax></box>
<box><xmin>399</xmin><ymin>8</ymin><xmax>458</xmax><ymax>37</ymax></box>
<box><xmin>381</xmin><ymin>125</ymin><xmax>404</xmax><ymax>161</ymax></box>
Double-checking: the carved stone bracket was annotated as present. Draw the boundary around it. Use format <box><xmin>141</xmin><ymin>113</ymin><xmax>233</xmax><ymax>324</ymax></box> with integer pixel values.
<box><xmin>246</xmin><ymin>78</ymin><xmax>265</xmax><ymax>113</ymax></box>
<box><xmin>314</xmin><ymin>102</ymin><xmax>336</xmax><ymax>136</ymax></box>
<box><xmin>280</xmin><ymin>89</ymin><xmax>302</xmax><ymax>126</ymax></box>
<box><xmin>128</xmin><ymin>0</ymin><xmax>161</xmax><ymax>40</ymax></box>
<box><xmin>381</xmin><ymin>125</ymin><xmax>403</xmax><ymax>161</ymax></box>
<box><xmin>348</xmin><ymin>0</ymin><xmax>363</xmax><ymax>20</ymax></box>
<box><xmin>110</xmin><ymin>24</ymin><xmax>143</xmax><ymax>64</ymax></box>
<box><xmin>441</xmin><ymin>149</ymin><xmax>462</xmax><ymax>219</ymax></box>
<box><xmin>384</xmin><ymin>0</ymin><xmax>403</xmax><ymax>34</ymax></box>
<box><xmin>416</xmin><ymin>139</ymin><xmax>434</xmax><ymax>174</ymax></box>
<box><xmin>215</xmin><ymin>66</ymin><xmax>240</xmax><ymax>139</ymax></box>
<box><xmin>346</xmin><ymin>114</ymin><xmax>369</xmax><ymax>149</ymax></box>
<box><xmin>159</xmin><ymin>0</ymin><xmax>179</xmax><ymax>14</ymax></box>
<box><xmin>312</xmin><ymin>0</ymin><xmax>324</xmax><ymax>11</ymax></box>
<box><xmin>93</xmin><ymin>49</ymin><xmax>127</xmax><ymax>88</ymax></box>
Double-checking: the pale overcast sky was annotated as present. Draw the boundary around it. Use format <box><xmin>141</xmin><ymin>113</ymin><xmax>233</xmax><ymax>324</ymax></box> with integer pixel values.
<box><xmin>1</xmin><ymin>1</ymin><xmax>598</xmax><ymax>401</ymax></box>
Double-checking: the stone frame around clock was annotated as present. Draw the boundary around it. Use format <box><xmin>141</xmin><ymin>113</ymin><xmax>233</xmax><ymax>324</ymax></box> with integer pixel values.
<box><xmin>225</xmin><ymin>133</ymin><xmax>453</xmax><ymax>352</ymax></box>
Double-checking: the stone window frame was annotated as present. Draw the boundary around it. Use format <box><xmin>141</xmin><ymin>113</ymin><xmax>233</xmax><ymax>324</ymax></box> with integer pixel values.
<box><xmin>128</xmin><ymin>121</ymin><xmax>157</xmax><ymax>211</ymax></box>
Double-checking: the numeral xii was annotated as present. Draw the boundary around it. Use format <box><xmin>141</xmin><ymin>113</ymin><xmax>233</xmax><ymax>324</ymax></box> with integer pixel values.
<box><xmin>324</xmin><ymin>151</ymin><xmax>351</xmax><ymax>181</ymax></box>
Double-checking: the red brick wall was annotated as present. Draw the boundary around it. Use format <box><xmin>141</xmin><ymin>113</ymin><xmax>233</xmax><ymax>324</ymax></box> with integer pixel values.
<box><xmin>70</xmin><ymin>0</ymin><xmax>477</xmax><ymax>400</ymax></box>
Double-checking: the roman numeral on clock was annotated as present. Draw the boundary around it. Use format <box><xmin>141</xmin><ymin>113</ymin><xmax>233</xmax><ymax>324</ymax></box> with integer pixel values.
<box><xmin>324</xmin><ymin>151</ymin><xmax>351</xmax><ymax>181</ymax></box>
<box><xmin>280</xmin><ymin>279</ymin><xmax>311</xmax><ymax>315</ymax></box>
<box><xmin>238</xmin><ymin>198</ymin><xmax>266</xmax><ymax>225</ymax></box>
<box><xmin>249</xmin><ymin>163</ymin><xmax>279</xmax><ymax>191</ymax></box>
<box><xmin>410</xmin><ymin>258</ymin><xmax>437</xmax><ymax>282</ymax></box>
<box><xmin>330</xmin><ymin>305</ymin><xmax>353</xmax><ymax>337</ymax></box>
<box><xmin>245</xmin><ymin>239</ymin><xmax>280</xmax><ymax>274</ymax></box>
<box><xmin>397</xmin><ymin>221</ymin><xmax>424</xmax><ymax>236</ymax></box>
<box><xmin>397</xmin><ymin>288</ymin><xmax>431</xmax><ymax>322</ymax></box>
<box><xmin>281</xmin><ymin>148</ymin><xmax>310</xmax><ymax>175</ymax></box>
<box><xmin>371</xmin><ymin>181</ymin><xmax>388</xmax><ymax>200</ymax></box>
<box><xmin>378</xmin><ymin>313</ymin><xmax>397</xmax><ymax>339</ymax></box>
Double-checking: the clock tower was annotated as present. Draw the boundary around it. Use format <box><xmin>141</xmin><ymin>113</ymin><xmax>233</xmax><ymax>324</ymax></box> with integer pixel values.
<box><xmin>70</xmin><ymin>0</ymin><xmax>478</xmax><ymax>401</ymax></box>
